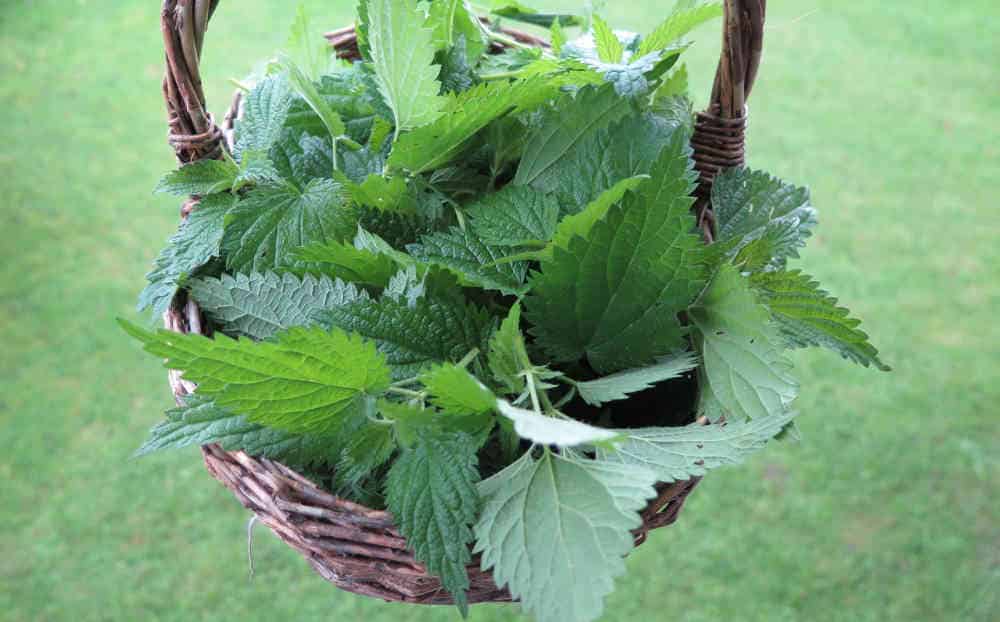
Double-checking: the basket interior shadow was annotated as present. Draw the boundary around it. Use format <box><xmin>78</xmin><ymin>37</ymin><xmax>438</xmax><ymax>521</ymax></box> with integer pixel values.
<box><xmin>159</xmin><ymin>0</ymin><xmax>765</xmax><ymax>605</ymax></box>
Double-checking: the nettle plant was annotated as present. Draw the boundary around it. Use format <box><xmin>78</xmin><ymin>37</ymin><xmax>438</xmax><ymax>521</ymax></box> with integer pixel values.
<box><xmin>123</xmin><ymin>1</ymin><xmax>887</xmax><ymax>620</ymax></box>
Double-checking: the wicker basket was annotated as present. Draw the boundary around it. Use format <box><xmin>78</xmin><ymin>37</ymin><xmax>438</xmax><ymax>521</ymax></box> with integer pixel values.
<box><xmin>158</xmin><ymin>0</ymin><xmax>765</xmax><ymax>605</ymax></box>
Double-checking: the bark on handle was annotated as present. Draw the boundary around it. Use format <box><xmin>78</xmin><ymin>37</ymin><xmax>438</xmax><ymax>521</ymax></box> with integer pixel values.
<box><xmin>692</xmin><ymin>0</ymin><xmax>766</xmax><ymax>238</ymax></box>
<box><xmin>161</xmin><ymin>0</ymin><xmax>222</xmax><ymax>163</ymax></box>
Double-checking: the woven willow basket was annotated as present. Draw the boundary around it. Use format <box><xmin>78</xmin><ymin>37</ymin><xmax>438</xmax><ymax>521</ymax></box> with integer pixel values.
<box><xmin>158</xmin><ymin>0</ymin><xmax>765</xmax><ymax>605</ymax></box>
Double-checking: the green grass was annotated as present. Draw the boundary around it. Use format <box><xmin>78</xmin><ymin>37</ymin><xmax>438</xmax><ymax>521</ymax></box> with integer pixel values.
<box><xmin>1</xmin><ymin>1</ymin><xmax>998</xmax><ymax>620</ymax></box>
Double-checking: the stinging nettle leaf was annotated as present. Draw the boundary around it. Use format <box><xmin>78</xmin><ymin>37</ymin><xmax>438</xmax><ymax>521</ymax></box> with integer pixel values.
<box><xmin>495</xmin><ymin>399</ymin><xmax>620</xmax><ymax>447</ymax></box>
<box><xmin>136</xmin><ymin>394</ymin><xmax>338</xmax><ymax>467</ymax></box>
<box><xmin>591</xmin><ymin>15</ymin><xmax>624</xmax><ymax>63</ymax></box>
<box><xmin>422</xmin><ymin>363</ymin><xmax>496</xmax><ymax>415</ymax></box>
<box><xmin>474</xmin><ymin>450</ymin><xmax>657</xmax><ymax>622</ymax></box>
<box><xmin>488</xmin><ymin>303</ymin><xmax>528</xmax><ymax>395</ymax></box>
<box><xmin>750</xmin><ymin>269</ymin><xmax>890</xmax><ymax>370</ymax></box>
<box><xmin>222</xmin><ymin>178</ymin><xmax>357</xmax><ymax>272</ymax></box>
<box><xmin>711</xmin><ymin>167</ymin><xmax>818</xmax><ymax>270</ymax></box>
<box><xmin>290</xmin><ymin>240</ymin><xmax>397</xmax><ymax>288</ymax></box>
<box><xmin>367</xmin><ymin>0</ymin><xmax>446</xmax><ymax>135</ymax></box>
<box><xmin>525</xmin><ymin>130</ymin><xmax>705</xmax><ymax>373</ymax></box>
<box><xmin>154</xmin><ymin>158</ymin><xmax>239</xmax><ymax>197</ymax></box>
<box><xmin>407</xmin><ymin>226</ymin><xmax>530</xmax><ymax>296</ymax></box>
<box><xmin>467</xmin><ymin>185</ymin><xmax>560</xmax><ymax>247</ymax></box>
<box><xmin>386</xmin><ymin>432</ymin><xmax>481</xmax><ymax>609</ymax></box>
<box><xmin>575</xmin><ymin>350</ymin><xmax>700</xmax><ymax>407</ymax></box>
<box><xmin>689</xmin><ymin>264</ymin><xmax>799</xmax><ymax>422</ymax></box>
<box><xmin>597</xmin><ymin>409</ymin><xmax>796</xmax><ymax>482</ymax></box>
<box><xmin>138</xmin><ymin>193</ymin><xmax>236</xmax><ymax>319</ymax></box>
<box><xmin>235</xmin><ymin>74</ymin><xmax>295</xmax><ymax>161</ymax></box>
<box><xmin>636</xmin><ymin>1</ymin><xmax>723</xmax><ymax>57</ymax></box>
<box><xmin>514</xmin><ymin>84</ymin><xmax>630</xmax><ymax>187</ymax></box>
<box><xmin>188</xmin><ymin>271</ymin><xmax>367</xmax><ymax>341</ymax></box>
<box><xmin>120</xmin><ymin>321</ymin><xmax>391</xmax><ymax>435</ymax></box>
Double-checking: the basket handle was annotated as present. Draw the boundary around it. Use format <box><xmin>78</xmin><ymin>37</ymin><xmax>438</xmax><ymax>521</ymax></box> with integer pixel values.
<box><xmin>161</xmin><ymin>0</ymin><xmax>223</xmax><ymax>164</ymax></box>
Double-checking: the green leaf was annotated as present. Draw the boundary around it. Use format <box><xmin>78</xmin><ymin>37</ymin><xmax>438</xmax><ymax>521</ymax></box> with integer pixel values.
<box><xmin>285</xmin><ymin>4</ymin><xmax>329</xmax><ymax>80</ymax></box>
<box><xmin>750</xmin><ymin>269</ymin><xmax>890</xmax><ymax>370</ymax></box>
<box><xmin>689</xmin><ymin>264</ymin><xmax>799</xmax><ymax>422</ymax></box>
<box><xmin>495</xmin><ymin>399</ymin><xmax>620</xmax><ymax>447</ymax></box>
<box><xmin>711</xmin><ymin>167</ymin><xmax>817</xmax><ymax>269</ymax></box>
<box><xmin>592</xmin><ymin>15</ymin><xmax>624</xmax><ymax>63</ymax></box>
<box><xmin>488</xmin><ymin>303</ymin><xmax>528</xmax><ymax>394</ymax></box>
<box><xmin>428</xmin><ymin>0</ymin><xmax>487</xmax><ymax>63</ymax></box>
<box><xmin>407</xmin><ymin>226</ymin><xmax>529</xmax><ymax>295</ymax></box>
<box><xmin>222</xmin><ymin>179</ymin><xmax>357</xmax><ymax>272</ymax></box>
<box><xmin>514</xmin><ymin>84</ymin><xmax>630</xmax><ymax>187</ymax></box>
<box><xmin>136</xmin><ymin>395</ymin><xmax>337</xmax><ymax>467</ymax></box>
<box><xmin>386</xmin><ymin>432</ymin><xmax>481</xmax><ymax>609</ymax></box>
<box><xmin>550</xmin><ymin>19</ymin><xmax>567</xmax><ymax>55</ymax></box>
<box><xmin>278</xmin><ymin>55</ymin><xmax>346</xmax><ymax>143</ymax></box>
<box><xmin>547</xmin><ymin>174</ymin><xmax>647</xmax><ymax>252</ymax></box>
<box><xmin>575</xmin><ymin>350</ymin><xmax>699</xmax><ymax>406</ymax></box>
<box><xmin>474</xmin><ymin>450</ymin><xmax>657</xmax><ymax>622</ymax></box>
<box><xmin>388</xmin><ymin>78</ymin><xmax>555</xmax><ymax>174</ymax></box>
<box><xmin>154</xmin><ymin>159</ymin><xmax>239</xmax><ymax>196</ymax></box>
<box><xmin>523</xmin><ymin>107</ymin><xmax>686</xmax><ymax>210</ymax></box>
<box><xmin>321</xmin><ymin>274</ymin><xmax>495</xmax><ymax>378</ymax></box>
<box><xmin>119</xmin><ymin>321</ymin><xmax>391</xmax><ymax>434</ymax></box>
<box><xmin>188</xmin><ymin>272</ymin><xmax>367</xmax><ymax>341</ymax></box>
<box><xmin>655</xmin><ymin>62</ymin><xmax>688</xmax><ymax>99</ymax></box>
<box><xmin>491</xmin><ymin>2</ymin><xmax>583</xmax><ymax>28</ymax></box>
<box><xmin>422</xmin><ymin>363</ymin><xmax>496</xmax><ymax>414</ymax></box>
<box><xmin>235</xmin><ymin>74</ymin><xmax>294</xmax><ymax>161</ymax></box>
<box><xmin>367</xmin><ymin>0</ymin><xmax>446</xmax><ymax>135</ymax></box>
<box><xmin>636</xmin><ymin>1</ymin><xmax>723</xmax><ymax>57</ymax></box>
<box><xmin>336</xmin><ymin>419</ymin><xmax>397</xmax><ymax>485</ymax></box>
<box><xmin>525</xmin><ymin>130</ymin><xmax>705</xmax><ymax>373</ymax></box>
<box><xmin>138</xmin><ymin>193</ymin><xmax>236</xmax><ymax>318</ymax></box>
<box><xmin>378</xmin><ymin>399</ymin><xmax>493</xmax><ymax>448</ymax></box>
<box><xmin>466</xmin><ymin>185</ymin><xmax>560</xmax><ymax>247</ymax></box>
<box><xmin>597</xmin><ymin>410</ymin><xmax>796</xmax><ymax>482</ymax></box>
<box><xmin>284</xmin><ymin>66</ymin><xmax>379</xmax><ymax>143</ymax></box>
<box><xmin>291</xmin><ymin>240</ymin><xmax>397</xmax><ymax>288</ymax></box>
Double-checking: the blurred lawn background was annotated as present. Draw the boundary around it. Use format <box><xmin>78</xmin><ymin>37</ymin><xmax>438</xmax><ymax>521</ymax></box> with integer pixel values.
<box><xmin>1</xmin><ymin>1</ymin><xmax>998</xmax><ymax>621</ymax></box>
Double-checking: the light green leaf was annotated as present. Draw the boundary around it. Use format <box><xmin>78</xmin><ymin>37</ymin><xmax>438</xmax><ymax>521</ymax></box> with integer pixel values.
<box><xmin>711</xmin><ymin>167</ymin><xmax>817</xmax><ymax>269</ymax></box>
<box><xmin>155</xmin><ymin>159</ymin><xmax>239</xmax><ymax>196</ymax></box>
<box><xmin>597</xmin><ymin>410</ymin><xmax>795</xmax><ymax>482</ymax></box>
<box><xmin>120</xmin><ymin>321</ymin><xmax>391</xmax><ymax>434</ymax></box>
<box><xmin>488</xmin><ymin>303</ymin><xmax>528</xmax><ymax>394</ymax></box>
<box><xmin>285</xmin><ymin>4</ymin><xmax>329</xmax><ymax>80</ymax></box>
<box><xmin>495</xmin><ymin>399</ymin><xmax>619</xmax><ymax>447</ymax></box>
<box><xmin>386</xmin><ymin>432</ymin><xmax>481</xmax><ymax>609</ymax></box>
<box><xmin>367</xmin><ymin>0</ymin><xmax>446</xmax><ymax>135</ymax></box>
<box><xmin>278</xmin><ymin>55</ymin><xmax>346</xmax><ymax>143</ymax></box>
<box><xmin>750</xmin><ymin>269</ymin><xmax>890</xmax><ymax>370</ymax></box>
<box><xmin>428</xmin><ymin>0</ymin><xmax>487</xmax><ymax>62</ymax></box>
<box><xmin>136</xmin><ymin>394</ymin><xmax>339</xmax><ymax>466</ymax></box>
<box><xmin>525</xmin><ymin>130</ymin><xmax>705</xmax><ymax>373</ymax></box>
<box><xmin>592</xmin><ymin>15</ymin><xmax>624</xmax><ymax>63</ymax></box>
<box><xmin>422</xmin><ymin>363</ymin><xmax>496</xmax><ymax>414</ymax></box>
<box><xmin>222</xmin><ymin>179</ymin><xmax>357</xmax><ymax>272</ymax></box>
<box><xmin>637</xmin><ymin>1</ymin><xmax>723</xmax><ymax>57</ymax></box>
<box><xmin>291</xmin><ymin>240</ymin><xmax>397</xmax><ymax>288</ymax></box>
<box><xmin>491</xmin><ymin>2</ymin><xmax>583</xmax><ymax>28</ymax></box>
<box><xmin>388</xmin><ymin>79</ymin><xmax>556</xmax><ymax>174</ymax></box>
<box><xmin>474</xmin><ymin>450</ymin><xmax>657</xmax><ymax>622</ymax></box>
<box><xmin>138</xmin><ymin>193</ymin><xmax>236</xmax><ymax>318</ymax></box>
<box><xmin>467</xmin><ymin>185</ymin><xmax>560</xmax><ymax>247</ymax></box>
<box><xmin>575</xmin><ymin>350</ymin><xmax>699</xmax><ymax>406</ymax></box>
<box><xmin>550</xmin><ymin>19</ymin><xmax>567</xmax><ymax>55</ymax></box>
<box><xmin>514</xmin><ymin>84</ymin><xmax>629</xmax><ymax>187</ymax></box>
<box><xmin>689</xmin><ymin>264</ymin><xmax>799</xmax><ymax>422</ymax></box>
<box><xmin>188</xmin><ymin>272</ymin><xmax>367</xmax><ymax>340</ymax></box>
<box><xmin>378</xmin><ymin>399</ymin><xmax>493</xmax><ymax>448</ymax></box>
<box><xmin>655</xmin><ymin>62</ymin><xmax>688</xmax><ymax>99</ymax></box>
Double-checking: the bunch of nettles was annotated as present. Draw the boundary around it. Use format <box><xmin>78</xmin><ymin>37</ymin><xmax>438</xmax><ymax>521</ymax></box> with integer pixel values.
<box><xmin>124</xmin><ymin>2</ymin><xmax>886</xmax><ymax>620</ymax></box>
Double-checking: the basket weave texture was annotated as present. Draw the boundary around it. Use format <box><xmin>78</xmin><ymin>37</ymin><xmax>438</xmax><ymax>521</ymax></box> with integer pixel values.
<box><xmin>158</xmin><ymin>0</ymin><xmax>765</xmax><ymax>605</ymax></box>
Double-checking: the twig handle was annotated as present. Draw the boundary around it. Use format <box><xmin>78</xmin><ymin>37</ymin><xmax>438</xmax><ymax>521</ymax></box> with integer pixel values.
<box><xmin>161</xmin><ymin>0</ymin><xmax>222</xmax><ymax>163</ymax></box>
